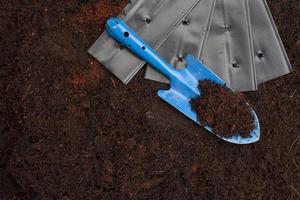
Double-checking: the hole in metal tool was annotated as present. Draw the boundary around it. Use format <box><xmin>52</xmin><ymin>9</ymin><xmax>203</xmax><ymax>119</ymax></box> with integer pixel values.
<box><xmin>182</xmin><ymin>19</ymin><xmax>190</xmax><ymax>25</ymax></box>
<box><xmin>177</xmin><ymin>56</ymin><xmax>184</xmax><ymax>62</ymax></box>
<box><xmin>142</xmin><ymin>46</ymin><xmax>146</xmax><ymax>50</ymax></box>
<box><xmin>117</xmin><ymin>43</ymin><xmax>124</xmax><ymax>50</ymax></box>
<box><xmin>124</xmin><ymin>32</ymin><xmax>129</xmax><ymax>37</ymax></box>
<box><xmin>223</xmin><ymin>25</ymin><xmax>231</xmax><ymax>32</ymax></box>
<box><xmin>232</xmin><ymin>62</ymin><xmax>239</xmax><ymax>68</ymax></box>
<box><xmin>145</xmin><ymin>17</ymin><xmax>152</xmax><ymax>24</ymax></box>
<box><xmin>257</xmin><ymin>52</ymin><xmax>264</xmax><ymax>59</ymax></box>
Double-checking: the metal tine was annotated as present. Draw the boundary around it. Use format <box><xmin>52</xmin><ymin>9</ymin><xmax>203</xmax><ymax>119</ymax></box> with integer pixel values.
<box><xmin>89</xmin><ymin>0</ymin><xmax>292</xmax><ymax>91</ymax></box>
<box><xmin>250</xmin><ymin>0</ymin><xmax>292</xmax><ymax>84</ymax></box>
<box><xmin>146</xmin><ymin>0</ymin><xmax>291</xmax><ymax>90</ymax></box>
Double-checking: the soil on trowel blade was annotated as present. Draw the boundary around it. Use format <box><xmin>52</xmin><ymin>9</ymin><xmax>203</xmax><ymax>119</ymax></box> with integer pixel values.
<box><xmin>191</xmin><ymin>80</ymin><xmax>255</xmax><ymax>138</ymax></box>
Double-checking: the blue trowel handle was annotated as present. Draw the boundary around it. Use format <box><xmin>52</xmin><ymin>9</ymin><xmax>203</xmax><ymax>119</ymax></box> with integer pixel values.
<box><xmin>106</xmin><ymin>18</ymin><xmax>178</xmax><ymax>81</ymax></box>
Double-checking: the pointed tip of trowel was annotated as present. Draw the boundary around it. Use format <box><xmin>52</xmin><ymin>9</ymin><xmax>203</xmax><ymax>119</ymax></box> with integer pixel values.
<box><xmin>217</xmin><ymin>110</ymin><xmax>260</xmax><ymax>144</ymax></box>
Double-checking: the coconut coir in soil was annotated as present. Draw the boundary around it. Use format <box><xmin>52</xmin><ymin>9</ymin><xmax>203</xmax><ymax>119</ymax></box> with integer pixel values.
<box><xmin>191</xmin><ymin>80</ymin><xmax>255</xmax><ymax>138</ymax></box>
<box><xmin>1</xmin><ymin>0</ymin><xmax>299</xmax><ymax>199</ymax></box>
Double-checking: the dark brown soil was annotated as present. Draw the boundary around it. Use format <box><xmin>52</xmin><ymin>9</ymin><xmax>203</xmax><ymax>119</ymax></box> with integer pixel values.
<box><xmin>0</xmin><ymin>0</ymin><xmax>299</xmax><ymax>199</ymax></box>
<box><xmin>191</xmin><ymin>80</ymin><xmax>255</xmax><ymax>138</ymax></box>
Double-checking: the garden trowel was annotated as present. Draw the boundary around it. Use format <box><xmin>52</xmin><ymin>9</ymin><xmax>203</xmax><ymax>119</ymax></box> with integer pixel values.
<box><xmin>106</xmin><ymin>18</ymin><xmax>260</xmax><ymax>144</ymax></box>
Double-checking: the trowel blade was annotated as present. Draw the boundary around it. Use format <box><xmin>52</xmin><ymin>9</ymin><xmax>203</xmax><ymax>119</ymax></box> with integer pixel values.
<box><xmin>157</xmin><ymin>55</ymin><xmax>260</xmax><ymax>144</ymax></box>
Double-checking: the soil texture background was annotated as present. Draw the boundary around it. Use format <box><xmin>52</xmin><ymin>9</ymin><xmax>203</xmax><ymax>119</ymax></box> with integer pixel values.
<box><xmin>0</xmin><ymin>0</ymin><xmax>299</xmax><ymax>199</ymax></box>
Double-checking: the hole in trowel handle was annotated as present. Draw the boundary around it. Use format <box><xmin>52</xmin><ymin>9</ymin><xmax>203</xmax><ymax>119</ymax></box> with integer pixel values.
<box><xmin>124</xmin><ymin>32</ymin><xmax>130</xmax><ymax>48</ymax></box>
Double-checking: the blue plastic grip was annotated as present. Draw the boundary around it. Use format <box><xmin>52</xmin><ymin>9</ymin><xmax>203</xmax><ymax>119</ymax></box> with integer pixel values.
<box><xmin>106</xmin><ymin>18</ymin><xmax>178</xmax><ymax>81</ymax></box>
